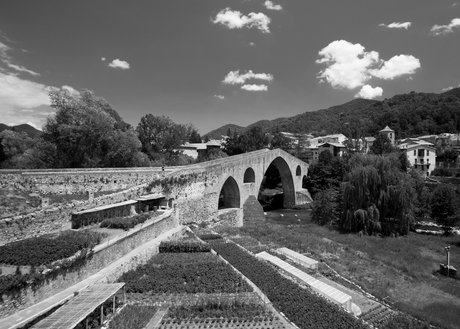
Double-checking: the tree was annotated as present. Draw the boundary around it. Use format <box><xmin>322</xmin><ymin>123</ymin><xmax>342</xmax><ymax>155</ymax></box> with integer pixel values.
<box><xmin>311</xmin><ymin>189</ymin><xmax>338</xmax><ymax>226</ymax></box>
<box><xmin>136</xmin><ymin>114</ymin><xmax>190</xmax><ymax>163</ymax></box>
<box><xmin>430</xmin><ymin>185</ymin><xmax>459</xmax><ymax>235</ymax></box>
<box><xmin>196</xmin><ymin>148</ymin><xmax>228</xmax><ymax>163</ymax></box>
<box><xmin>189</xmin><ymin>129</ymin><xmax>202</xmax><ymax>143</ymax></box>
<box><xmin>0</xmin><ymin>130</ymin><xmax>57</xmax><ymax>169</ymax></box>
<box><xmin>223</xmin><ymin>127</ymin><xmax>269</xmax><ymax>156</ymax></box>
<box><xmin>303</xmin><ymin>150</ymin><xmax>347</xmax><ymax>198</ymax></box>
<box><xmin>270</xmin><ymin>132</ymin><xmax>292</xmax><ymax>151</ymax></box>
<box><xmin>44</xmin><ymin>88</ymin><xmax>147</xmax><ymax>168</ymax></box>
<box><xmin>370</xmin><ymin>134</ymin><xmax>397</xmax><ymax>155</ymax></box>
<box><xmin>341</xmin><ymin>153</ymin><xmax>417</xmax><ymax>236</ymax></box>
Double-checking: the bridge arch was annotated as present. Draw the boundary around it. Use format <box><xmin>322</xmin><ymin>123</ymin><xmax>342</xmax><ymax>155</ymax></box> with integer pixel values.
<box><xmin>260</xmin><ymin>156</ymin><xmax>296</xmax><ymax>208</ymax></box>
<box><xmin>296</xmin><ymin>165</ymin><xmax>301</xmax><ymax>176</ymax></box>
<box><xmin>218</xmin><ymin>176</ymin><xmax>241</xmax><ymax>209</ymax></box>
<box><xmin>243</xmin><ymin>167</ymin><xmax>256</xmax><ymax>183</ymax></box>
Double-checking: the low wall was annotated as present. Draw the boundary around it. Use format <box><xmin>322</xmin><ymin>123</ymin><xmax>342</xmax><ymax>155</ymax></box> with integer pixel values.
<box><xmin>0</xmin><ymin>210</ymin><xmax>178</xmax><ymax>319</ymax></box>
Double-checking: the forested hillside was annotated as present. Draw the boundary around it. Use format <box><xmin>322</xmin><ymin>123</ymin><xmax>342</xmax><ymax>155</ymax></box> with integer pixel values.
<box><xmin>205</xmin><ymin>88</ymin><xmax>460</xmax><ymax>139</ymax></box>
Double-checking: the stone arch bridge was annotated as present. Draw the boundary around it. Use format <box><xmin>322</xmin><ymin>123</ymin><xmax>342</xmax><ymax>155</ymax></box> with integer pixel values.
<box><xmin>166</xmin><ymin>148</ymin><xmax>311</xmax><ymax>226</ymax></box>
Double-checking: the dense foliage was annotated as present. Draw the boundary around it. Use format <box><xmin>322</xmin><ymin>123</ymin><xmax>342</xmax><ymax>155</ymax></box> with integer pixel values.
<box><xmin>165</xmin><ymin>300</ymin><xmax>271</xmax><ymax>320</ymax></box>
<box><xmin>0</xmin><ymin>230</ymin><xmax>103</xmax><ymax>266</ymax></box>
<box><xmin>209</xmin><ymin>241</ymin><xmax>367</xmax><ymax>329</ymax></box>
<box><xmin>44</xmin><ymin>89</ymin><xmax>150</xmax><ymax>168</ymax></box>
<box><xmin>379</xmin><ymin>313</ymin><xmax>431</xmax><ymax>329</ymax></box>
<box><xmin>341</xmin><ymin>153</ymin><xmax>417</xmax><ymax>235</ymax></box>
<box><xmin>136</xmin><ymin>114</ymin><xmax>196</xmax><ymax>166</ymax></box>
<box><xmin>100</xmin><ymin>212</ymin><xmax>151</xmax><ymax>230</ymax></box>
<box><xmin>159</xmin><ymin>240</ymin><xmax>211</xmax><ymax>253</ymax></box>
<box><xmin>430</xmin><ymin>185</ymin><xmax>460</xmax><ymax>235</ymax></box>
<box><xmin>108</xmin><ymin>305</ymin><xmax>157</xmax><ymax>329</ymax></box>
<box><xmin>118</xmin><ymin>252</ymin><xmax>251</xmax><ymax>294</ymax></box>
<box><xmin>198</xmin><ymin>233</ymin><xmax>224</xmax><ymax>241</ymax></box>
<box><xmin>223</xmin><ymin>126</ymin><xmax>269</xmax><ymax>156</ymax></box>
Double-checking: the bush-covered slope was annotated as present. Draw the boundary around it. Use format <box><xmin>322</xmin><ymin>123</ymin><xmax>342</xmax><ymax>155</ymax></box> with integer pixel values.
<box><xmin>205</xmin><ymin>88</ymin><xmax>460</xmax><ymax>139</ymax></box>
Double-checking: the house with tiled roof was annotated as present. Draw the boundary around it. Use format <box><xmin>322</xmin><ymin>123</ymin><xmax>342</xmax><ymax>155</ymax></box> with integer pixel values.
<box><xmin>399</xmin><ymin>138</ymin><xmax>436</xmax><ymax>177</ymax></box>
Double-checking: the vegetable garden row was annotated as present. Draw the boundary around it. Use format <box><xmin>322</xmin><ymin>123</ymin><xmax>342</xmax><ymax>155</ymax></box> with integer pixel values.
<box><xmin>209</xmin><ymin>240</ymin><xmax>367</xmax><ymax>329</ymax></box>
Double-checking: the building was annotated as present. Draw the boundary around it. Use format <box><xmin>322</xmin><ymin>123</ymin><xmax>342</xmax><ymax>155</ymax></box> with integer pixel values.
<box><xmin>399</xmin><ymin>139</ymin><xmax>436</xmax><ymax>177</ymax></box>
<box><xmin>310</xmin><ymin>134</ymin><xmax>346</xmax><ymax>147</ymax></box>
<box><xmin>178</xmin><ymin>140</ymin><xmax>222</xmax><ymax>159</ymax></box>
<box><xmin>379</xmin><ymin>126</ymin><xmax>395</xmax><ymax>145</ymax></box>
<box><xmin>317</xmin><ymin>142</ymin><xmax>346</xmax><ymax>158</ymax></box>
<box><xmin>280</xmin><ymin>132</ymin><xmax>313</xmax><ymax>149</ymax></box>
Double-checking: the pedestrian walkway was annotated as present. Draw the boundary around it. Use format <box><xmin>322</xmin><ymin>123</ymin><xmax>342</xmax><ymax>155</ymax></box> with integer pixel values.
<box><xmin>256</xmin><ymin>251</ymin><xmax>353</xmax><ymax>313</ymax></box>
<box><xmin>144</xmin><ymin>307</ymin><xmax>169</xmax><ymax>329</ymax></box>
<box><xmin>0</xmin><ymin>225</ymin><xmax>184</xmax><ymax>329</ymax></box>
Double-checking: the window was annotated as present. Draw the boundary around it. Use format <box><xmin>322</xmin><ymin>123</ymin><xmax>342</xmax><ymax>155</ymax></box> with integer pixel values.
<box><xmin>427</xmin><ymin>150</ymin><xmax>429</xmax><ymax>156</ymax></box>
<box><xmin>413</xmin><ymin>150</ymin><xmax>416</xmax><ymax>156</ymax></box>
<box><xmin>415</xmin><ymin>159</ymin><xmax>417</xmax><ymax>164</ymax></box>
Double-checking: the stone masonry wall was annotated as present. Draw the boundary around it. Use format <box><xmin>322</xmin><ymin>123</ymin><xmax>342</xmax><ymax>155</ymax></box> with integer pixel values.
<box><xmin>0</xmin><ymin>211</ymin><xmax>178</xmax><ymax>319</ymax></box>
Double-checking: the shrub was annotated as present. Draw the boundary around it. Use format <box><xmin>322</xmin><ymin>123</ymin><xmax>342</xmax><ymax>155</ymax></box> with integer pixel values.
<box><xmin>431</xmin><ymin>168</ymin><xmax>453</xmax><ymax>177</ymax></box>
<box><xmin>159</xmin><ymin>240</ymin><xmax>211</xmax><ymax>253</ymax></box>
<box><xmin>198</xmin><ymin>234</ymin><xmax>223</xmax><ymax>241</ymax></box>
<box><xmin>100</xmin><ymin>213</ymin><xmax>151</xmax><ymax>230</ymax></box>
<box><xmin>0</xmin><ymin>230</ymin><xmax>103</xmax><ymax>266</ymax></box>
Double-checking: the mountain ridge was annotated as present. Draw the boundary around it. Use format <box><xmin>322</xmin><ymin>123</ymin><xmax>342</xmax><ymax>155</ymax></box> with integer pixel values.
<box><xmin>0</xmin><ymin>123</ymin><xmax>42</xmax><ymax>138</ymax></box>
<box><xmin>204</xmin><ymin>88</ymin><xmax>460</xmax><ymax>139</ymax></box>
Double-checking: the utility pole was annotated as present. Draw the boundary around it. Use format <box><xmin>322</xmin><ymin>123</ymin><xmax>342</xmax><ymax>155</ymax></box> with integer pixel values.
<box><xmin>445</xmin><ymin>246</ymin><xmax>451</xmax><ymax>277</ymax></box>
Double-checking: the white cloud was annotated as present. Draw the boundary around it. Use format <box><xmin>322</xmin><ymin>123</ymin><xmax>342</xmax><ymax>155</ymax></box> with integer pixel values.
<box><xmin>264</xmin><ymin>1</ymin><xmax>282</xmax><ymax>10</ymax></box>
<box><xmin>101</xmin><ymin>57</ymin><xmax>106</xmax><ymax>61</ymax></box>
<box><xmin>0</xmin><ymin>71</ymin><xmax>53</xmax><ymax>128</ymax></box>
<box><xmin>108</xmin><ymin>59</ymin><xmax>130</xmax><ymax>69</ymax></box>
<box><xmin>316</xmin><ymin>40</ymin><xmax>379</xmax><ymax>89</ymax></box>
<box><xmin>62</xmin><ymin>85</ymin><xmax>80</xmax><ymax>95</ymax></box>
<box><xmin>442</xmin><ymin>84</ymin><xmax>460</xmax><ymax>92</ymax></box>
<box><xmin>0</xmin><ymin>40</ymin><xmax>40</xmax><ymax>77</ymax></box>
<box><xmin>354</xmin><ymin>85</ymin><xmax>383</xmax><ymax>99</ymax></box>
<box><xmin>0</xmin><ymin>41</ymin><xmax>11</xmax><ymax>59</ymax></box>
<box><xmin>213</xmin><ymin>95</ymin><xmax>225</xmax><ymax>99</ymax></box>
<box><xmin>316</xmin><ymin>40</ymin><xmax>420</xmax><ymax>96</ymax></box>
<box><xmin>249</xmin><ymin>42</ymin><xmax>255</xmax><ymax>46</ymax></box>
<box><xmin>5</xmin><ymin>62</ymin><xmax>40</xmax><ymax>76</ymax></box>
<box><xmin>379</xmin><ymin>22</ymin><xmax>411</xmax><ymax>29</ymax></box>
<box><xmin>241</xmin><ymin>84</ymin><xmax>268</xmax><ymax>91</ymax></box>
<box><xmin>431</xmin><ymin>18</ymin><xmax>460</xmax><ymax>35</ymax></box>
<box><xmin>223</xmin><ymin>70</ymin><xmax>274</xmax><ymax>85</ymax></box>
<box><xmin>212</xmin><ymin>8</ymin><xmax>271</xmax><ymax>33</ymax></box>
<box><xmin>370</xmin><ymin>55</ymin><xmax>420</xmax><ymax>80</ymax></box>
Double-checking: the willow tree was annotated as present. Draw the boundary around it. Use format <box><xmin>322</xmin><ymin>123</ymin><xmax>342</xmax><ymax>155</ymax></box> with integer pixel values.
<box><xmin>340</xmin><ymin>153</ymin><xmax>416</xmax><ymax>235</ymax></box>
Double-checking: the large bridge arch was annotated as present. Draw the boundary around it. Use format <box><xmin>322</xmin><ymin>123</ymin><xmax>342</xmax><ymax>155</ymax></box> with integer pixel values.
<box><xmin>259</xmin><ymin>156</ymin><xmax>296</xmax><ymax>208</ymax></box>
<box><xmin>218</xmin><ymin>176</ymin><xmax>240</xmax><ymax>209</ymax></box>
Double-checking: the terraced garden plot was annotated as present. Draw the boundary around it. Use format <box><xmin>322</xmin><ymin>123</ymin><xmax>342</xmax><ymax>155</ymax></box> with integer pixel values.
<box><xmin>159</xmin><ymin>301</ymin><xmax>285</xmax><ymax>329</ymax></box>
<box><xmin>118</xmin><ymin>252</ymin><xmax>252</xmax><ymax>294</ymax></box>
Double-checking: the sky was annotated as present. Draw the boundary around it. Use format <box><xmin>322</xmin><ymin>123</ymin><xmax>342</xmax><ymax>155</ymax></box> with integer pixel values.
<box><xmin>1</xmin><ymin>0</ymin><xmax>459</xmax><ymax>135</ymax></box>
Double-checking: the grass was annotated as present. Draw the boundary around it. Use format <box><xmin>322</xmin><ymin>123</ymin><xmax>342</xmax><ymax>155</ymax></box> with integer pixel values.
<box><xmin>215</xmin><ymin>210</ymin><xmax>460</xmax><ymax>329</ymax></box>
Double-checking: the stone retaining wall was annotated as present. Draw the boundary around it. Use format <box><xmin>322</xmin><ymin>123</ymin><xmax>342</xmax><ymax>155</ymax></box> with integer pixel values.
<box><xmin>0</xmin><ymin>211</ymin><xmax>178</xmax><ymax>319</ymax></box>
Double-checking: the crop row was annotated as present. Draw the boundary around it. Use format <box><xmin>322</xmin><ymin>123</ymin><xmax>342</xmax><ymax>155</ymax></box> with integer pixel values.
<box><xmin>159</xmin><ymin>240</ymin><xmax>211</xmax><ymax>253</ymax></box>
<box><xmin>108</xmin><ymin>305</ymin><xmax>157</xmax><ymax>329</ymax></box>
<box><xmin>210</xmin><ymin>241</ymin><xmax>367</xmax><ymax>329</ymax></box>
<box><xmin>148</xmin><ymin>252</ymin><xmax>220</xmax><ymax>265</ymax></box>
<box><xmin>119</xmin><ymin>257</ymin><xmax>252</xmax><ymax>294</ymax></box>
<box><xmin>165</xmin><ymin>300</ymin><xmax>271</xmax><ymax>320</ymax></box>
<box><xmin>0</xmin><ymin>230</ymin><xmax>103</xmax><ymax>266</ymax></box>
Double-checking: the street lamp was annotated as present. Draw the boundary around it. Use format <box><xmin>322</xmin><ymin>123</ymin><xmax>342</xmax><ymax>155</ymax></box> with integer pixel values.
<box><xmin>445</xmin><ymin>246</ymin><xmax>451</xmax><ymax>277</ymax></box>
